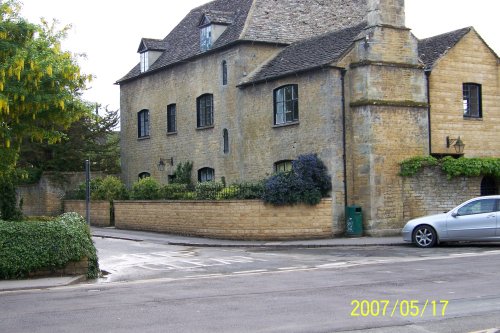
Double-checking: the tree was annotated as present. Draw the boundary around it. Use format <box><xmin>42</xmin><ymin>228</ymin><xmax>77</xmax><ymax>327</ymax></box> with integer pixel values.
<box><xmin>18</xmin><ymin>107</ymin><xmax>120</xmax><ymax>174</ymax></box>
<box><xmin>0</xmin><ymin>1</ymin><xmax>92</xmax><ymax>219</ymax></box>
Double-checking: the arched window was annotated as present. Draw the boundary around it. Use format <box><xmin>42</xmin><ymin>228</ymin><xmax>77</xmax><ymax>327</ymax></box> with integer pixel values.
<box><xmin>481</xmin><ymin>176</ymin><xmax>498</xmax><ymax>196</ymax></box>
<box><xmin>197</xmin><ymin>94</ymin><xmax>214</xmax><ymax>128</ymax></box>
<box><xmin>274</xmin><ymin>84</ymin><xmax>298</xmax><ymax>125</ymax></box>
<box><xmin>137</xmin><ymin>109</ymin><xmax>150</xmax><ymax>138</ymax></box>
<box><xmin>222</xmin><ymin>60</ymin><xmax>228</xmax><ymax>86</ymax></box>
<box><xmin>198</xmin><ymin>167</ymin><xmax>215</xmax><ymax>182</ymax></box>
<box><xmin>223</xmin><ymin>128</ymin><xmax>229</xmax><ymax>154</ymax></box>
<box><xmin>274</xmin><ymin>160</ymin><xmax>293</xmax><ymax>173</ymax></box>
<box><xmin>138</xmin><ymin>172</ymin><xmax>151</xmax><ymax>180</ymax></box>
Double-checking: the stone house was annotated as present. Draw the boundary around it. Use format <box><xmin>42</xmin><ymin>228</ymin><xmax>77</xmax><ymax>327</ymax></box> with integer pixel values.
<box><xmin>117</xmin><ymin>0</ymin><xmax>500</xmax><ymax>235</ymax></box>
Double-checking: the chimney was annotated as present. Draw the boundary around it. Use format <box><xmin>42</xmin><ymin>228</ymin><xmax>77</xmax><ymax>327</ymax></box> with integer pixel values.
<box><xmin>366</xmin><ymin>0</ymin><xmax>405</xmax><ymax>28</ymax></box>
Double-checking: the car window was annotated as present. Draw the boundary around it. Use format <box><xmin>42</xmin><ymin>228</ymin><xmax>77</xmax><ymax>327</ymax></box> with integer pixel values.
<box><xmin>457</xmin><ymin>199</ymin><xmax>497</xmax><ymax>216</ymax></box>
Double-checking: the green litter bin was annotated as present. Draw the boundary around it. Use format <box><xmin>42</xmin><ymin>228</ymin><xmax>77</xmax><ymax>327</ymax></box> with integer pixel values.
<box><xmin>345</xmin><ymin>205</ymin><xmax>363</xmax><ymax>237</ymax></box>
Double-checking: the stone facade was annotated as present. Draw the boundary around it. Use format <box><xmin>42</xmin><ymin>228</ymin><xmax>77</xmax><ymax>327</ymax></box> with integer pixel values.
<box><xmin>427</xmin><ymin>29</ymin><xmax>500</xmax><ymax>157</ymax></box>
<box><xmin>118</xmin><ymin>0</ymin><xmax>500</xmax><ymax>236</ymax></box>
<box><xmin>114</xmin><ymin>199</ymin><xmax>333</xmax><ymax>240</ymax></box>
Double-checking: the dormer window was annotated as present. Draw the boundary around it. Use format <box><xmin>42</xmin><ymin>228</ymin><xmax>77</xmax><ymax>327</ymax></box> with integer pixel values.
<box><xmin>200</xmin><ymin>25</ymin><xmax>212</xmax><ymax>52</ymax></box>
<box><xmin>198</xmin><ymin>11</ymin><xmax>234</xmax><ymax>52</ymax></box>
<box><xmin>140</xmin><ymin>52</ymin><xmax>149</xmax><ymax>72</ymax></box>
<box><xmin>137</xmin><ymin>38</ymin><xmax>165</xmax><ymax>73</ymax></box>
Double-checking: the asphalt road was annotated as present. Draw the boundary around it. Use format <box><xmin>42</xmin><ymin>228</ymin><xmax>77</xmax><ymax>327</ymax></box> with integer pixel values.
<box><xmin>1</xmin><ymin>237</ymin><xmax>500</xmax><ymax>332</ymax></box>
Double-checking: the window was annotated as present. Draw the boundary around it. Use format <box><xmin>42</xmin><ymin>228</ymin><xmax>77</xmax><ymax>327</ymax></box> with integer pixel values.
<box><xmin>274</xmin><ymin>84</ymin><xmax>299</xmax><ymax>125</ymax></box>
<box><xmin>457</xmin><ymin>199</ymin><xmax>497</xmax><ymax>216</ymax></box>
<box><xmin>223</xmin><ymin>129</ymin><xmax>229</xmax><ymax>154</ymax></box>
<box><xmin>167</xmin><ymin>104</ymin><xmax>176</xmax><ymax>133</ymax></box>
<box><xmin>200</xmin><ymin>25</ymin><xmax>212</xmax><ymax>52</ymax></box>
<box><xmin>198</xmin><ymin>167</ymin><xmax>214</xmax><ymax>182</ymax></box>
<box><xmin>197</xmin><ymin>94</ymin><xmax>214</xmax><ymax>128</ymax></box>
<box><xmin>463</xmin><ymin>83</ymin><xmax>482</xmax><ymax>118</ymax></box>
<box><xmin>140</xmin><ymin>52</ymin><xmax>149</xmax><ymax>73</ymax></box>
<box><xmin>138</xmin><ymin>109</ymin><xmax>150</xmax><ymax>138</ymax></box>
<box><xmin>274</xmin><ymin>160</ymin><xmax>293</xmax><ymax>173</ymax></box>
<box><xmin>222</xmin><ymin>60</ymin><xmax>228</xmax><ymax>86</ymax></box>
<box><xmin>138</xmin><ymin>172</ymin><xmax>150</xmax><ymax>180</ymax></box>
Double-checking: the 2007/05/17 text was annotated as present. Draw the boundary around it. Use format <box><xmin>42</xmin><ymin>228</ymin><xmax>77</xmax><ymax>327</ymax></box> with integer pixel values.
<box><xmin>351</xmin><ymin>300</ymin><xmax>449</xmax><ymax>317</ymax></box>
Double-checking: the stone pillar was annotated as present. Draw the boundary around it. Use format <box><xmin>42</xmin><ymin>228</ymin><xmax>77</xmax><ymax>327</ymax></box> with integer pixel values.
<box><xmin>345</xmin><ymin>0</ymin><xmax>429</xmax><ymax>235</ymax></box>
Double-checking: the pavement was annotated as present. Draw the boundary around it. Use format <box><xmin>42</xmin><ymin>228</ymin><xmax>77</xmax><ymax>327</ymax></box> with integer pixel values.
<box><xmin>0</xmin><ymin>227</ymin><xmax>406</xmax><ymax>292</ymax></box>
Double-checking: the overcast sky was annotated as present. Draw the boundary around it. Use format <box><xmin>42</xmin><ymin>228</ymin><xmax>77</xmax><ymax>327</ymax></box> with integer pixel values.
<box><xmin>19</xmin><ymin>0</ymin><xmax>500</xmax><ymax>112</ymax></box>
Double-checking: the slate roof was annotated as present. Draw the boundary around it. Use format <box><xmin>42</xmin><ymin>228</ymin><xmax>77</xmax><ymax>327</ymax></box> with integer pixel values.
<box><xmin>137</xmin><ymin>38</ymin><xmax>166</xmax><ymax>53</ymax></box>
<box><xmin>200</xmin><ymin>10</ymin><xmax>235</xmax><ymax>26</ymax></box>
<box><xmin>117</xmin><ymin>0</ymin><xmax>366</xmax><ymax>84</ymax></box>
<box><xmin>418</xmin><ymin>27</ymin><xmax>471</xmax><ymax>70</ymax></box>
<box><xmin>240</xmin><ymin>22</ymin><xmax>367</xmax><ymax>86</ymax></box>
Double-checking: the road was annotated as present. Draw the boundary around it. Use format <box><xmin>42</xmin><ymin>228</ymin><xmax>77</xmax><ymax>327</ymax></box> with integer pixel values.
<box><xmin>1</xmin><ymin>235</ymin><xmax>500</xmax><ymax>332</ymax></box>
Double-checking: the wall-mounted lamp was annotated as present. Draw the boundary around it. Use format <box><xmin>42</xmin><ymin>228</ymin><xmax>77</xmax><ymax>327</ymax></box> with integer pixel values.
<box><xmin>157</xmin><ymin>157</ymin><xmax>174</xmax><ymax>171</ymax></box>
<box><xmin>446</xmin><ymin>136</ymin><xmax>465</xmax><ymax>154</ymax></box>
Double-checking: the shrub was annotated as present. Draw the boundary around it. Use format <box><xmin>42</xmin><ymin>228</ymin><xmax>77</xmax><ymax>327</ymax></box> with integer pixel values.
<box><xmin>195</xmin><ymin>181</ymin><xmax>224</xmax><ymax>200</ymax></box>
<box><xmin>262</xmin><ymin>154</ymin><xmax>332</xmax><ymax>206</ymax></box>
<box><xmin>68</xmin><ymin>178</ymin><xmax>104</xmax><ymax>200</ymax></box>
<box><xmin>160</xmin><ymin>183</ymin><xmax>190</xmax><ymax>200</ymax></box>
<box><xmin>91</xmin><ymin>176</ymin><xmax>128</xmax><ymax>201</ymax></box>
<box><xmin>172</xmin><ymin>161</ymin><xmax>193</xmax><ymax>186</ymax></box>
<box><xmin>0</xmin><ymin>172</ymin><xmax>23</xmax><ymax>221</ymax></box>
<box><xmin>0</xmin><ymin>212</ymin><xmax>99</xmax><ymax>279</ymax></box>
<box><xmin>130</xmin><ymin>177</ymin><xmax>163</xmax><ymax>200</ymax></box>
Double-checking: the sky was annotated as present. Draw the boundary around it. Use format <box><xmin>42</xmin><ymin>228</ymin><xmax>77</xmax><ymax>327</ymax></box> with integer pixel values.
<box><xmin>19</xmin><ymin>0</ymin><xmax>500</xmax><ymax>112</ymax></box>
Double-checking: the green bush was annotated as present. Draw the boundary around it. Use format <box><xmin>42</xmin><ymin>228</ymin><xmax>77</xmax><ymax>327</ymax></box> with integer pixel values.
<box><xmin>0</xmin><ymin>172</ymin><xmax>23</xmax><ymax>221</ymax></box>
<box><xmin>92</xmin><ymin>176</ymin><xmax>128</xmax><ymax>201</ymax></box>
<box><xmin>0</xmin><ymin>212</ymin><xmax>99</xmax><ymax>279</ymax></box>
<box><xmin>195</xmin><ymin>181</ymin><xmax>224</xmax><ymax>200</ymax></box>
<box><xmin>400</xmin><ymin>156</ymin><xmax>500</xmax><ymax>179</ymax></box>
<box><xmin>130</xmin><ymin>177</ymin><xmax>162</xmax><ymax>200</ymax></box>
<box><xmin>160</xmin><ymin>183</ymin><xmax>190</xmax><ymax>200</ymax></box>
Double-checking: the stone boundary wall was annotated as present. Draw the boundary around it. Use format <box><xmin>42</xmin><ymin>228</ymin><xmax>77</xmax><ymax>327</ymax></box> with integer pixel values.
<box><xmin>113</xmin><ymin>199</ymin><xmax>333</xmax><ymax>240</ymax></box>
<box><xmin>28</xmin><ymin>257</ymin><xmax>88</xmax><ymax>278</ymax></box>
<box><xmin>64</xmin><ymin>200</ymin><xmax>111</xmax><ymax>227</ymax></box>
<box><xmin>402</xmin><ymin>167</ymin><xmax>481</xmax><ymax>221</ymax></box>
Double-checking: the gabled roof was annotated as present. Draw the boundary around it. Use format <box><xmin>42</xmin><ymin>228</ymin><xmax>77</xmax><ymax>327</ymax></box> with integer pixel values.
<box><xmin>239</xmin><ymin>22</ymin><xmax>367</xmax><ymax>86</ymax></box>
<box><xmin>137</xmin><ymin>38</ymin><xmax>166</xmax><ymax>53</ymax></box>
<box><xmin>117</xmin><ymin>0</ymin><xmax>366</xmax><ymax>84</ymax></box>
<box><xmin>199</xmin><ymin>10</ymin><xmax>235</xmax><ymax>26</ymax></box>
<box><xmin>418</xmin><ymin>27</ymin><xmax>471</xmax><ymax>70</ymax></box>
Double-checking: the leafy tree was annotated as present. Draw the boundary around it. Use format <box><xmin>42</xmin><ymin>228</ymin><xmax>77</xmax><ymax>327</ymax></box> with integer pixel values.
<box><xmin>0</xmin><ymin>1</ymin><xmax>92</xmax><ymax>219</ymax></box>
<box><xmin>18</xmin><ymin>108</ymin><xmax>120</xmax><ymax>174</ymax></box>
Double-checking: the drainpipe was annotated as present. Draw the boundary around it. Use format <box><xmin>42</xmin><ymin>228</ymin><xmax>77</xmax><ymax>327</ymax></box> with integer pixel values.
<box><xmin>425</xmin><ymin>70</ymin><xmax>432</xmax><ymax>155</ymax></box>
<box><xmin>341</xmin><ymin>69</ymin><xmax>348</xmax><ymax>207</ymax></box>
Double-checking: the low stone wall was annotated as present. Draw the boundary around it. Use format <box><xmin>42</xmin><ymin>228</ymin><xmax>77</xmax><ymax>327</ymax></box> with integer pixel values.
<box><xmin>63</xmin><ymin>200</ymin><xmax>111</xmax><ymax>227</ymax></box>
<box><xmin>28</xmin><ymin>257</ymin><xmax>88</xmax><ymax>278</ymax></box>
<box><xmin>113</xmin><ymin>199</ymin><xmax>333</xmax><ymax>240</ymax></box>
<box><xmin>402</xmin><ymin>167</ymin><xmax>481</xmax><ymax>220</ymax></box>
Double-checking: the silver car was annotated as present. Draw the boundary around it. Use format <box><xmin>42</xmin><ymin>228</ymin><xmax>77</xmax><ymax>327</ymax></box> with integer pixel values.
<box><xmin>402</xmin><ymin>195</ymin><xmax>500</xmax><ymax>248</ymax></box>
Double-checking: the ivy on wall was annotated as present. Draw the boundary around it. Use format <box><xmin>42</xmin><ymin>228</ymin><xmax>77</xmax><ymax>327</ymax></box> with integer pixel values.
<box><xmin>400</xmin><ymin>156</ymin><xmax>500</xmax><ymax>179</ymax></box>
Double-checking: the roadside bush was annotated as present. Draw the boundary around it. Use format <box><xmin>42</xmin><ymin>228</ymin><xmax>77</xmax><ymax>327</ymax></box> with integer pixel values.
<box><xmin>195</xmin><ymin>181</ymin><xmax>225</xmax><ymax>200</ymax></box>
<box><xmin>68</xmin><ymin>178</ymin><xmax>104</xmax><ymax>200</ymax></box>
<box><xmin>130</xmin><ymin>177</ymin><xmax>162</xmax><ymax>200</ymax></box>
<box><xmin>0</xmin><ymin>212</ymin><xmax>99</xmax><ymax>279</ymax></box>
<box><xmin>160</xmin><ymin>183</ymin><xmax>191</xmax><ymax>200</ymax></box>
<box><xmin>0</xmin><ymin>172</ymin><xmax>23</xmax><ymax>221</ymax></box>
<box><xmin>216</xmin><ymin>182</ymin><xmax>265</xmax><ymax>200</ymax></box>
<box><xmin>91</xmin><ymin>176</ymin><xmax>128</xmax><ymax>201</ymax></box>
<box><xmin>262</xmin><ymin>154</ymin><xmax>331</xmax><ymax>206</ymax></box>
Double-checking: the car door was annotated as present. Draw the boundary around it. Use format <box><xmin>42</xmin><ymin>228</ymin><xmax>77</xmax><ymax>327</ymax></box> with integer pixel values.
<box><xmin>496</xmin><ymin>199</ymin><xmax>500</xmax><ymax>236</ymax></box>
<box><xmin>447</xmin><ymin>198</ymin><xmax>497</xmax><ymax>240</ymax></box>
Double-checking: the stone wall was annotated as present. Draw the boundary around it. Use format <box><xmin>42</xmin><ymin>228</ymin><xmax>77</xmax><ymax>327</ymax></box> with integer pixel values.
<box><xmin>113</xmin><ymin>199</ymin><xmax>333</xmax><ymax>240</ymax></box>
<box><xmin>402</xmin><ymin>167</ymin><xmax>481</xmax><ymax>220</ymax></box>
<box><xmin>63</xmin><ymin>200</ymin><xmax>111</xmax><ymax>227</ymax></box>
<box><xmin>16</xmin><ymin>172</ymin><xmax>106</xmax><ymax>217</ymax></box>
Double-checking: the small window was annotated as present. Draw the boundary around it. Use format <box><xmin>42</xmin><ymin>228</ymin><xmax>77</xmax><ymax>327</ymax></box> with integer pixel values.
<box><xmin>223</xmin><ymin>128</ymin><xmax>229</xmax><ymax>154</ymax></box>
<box><xmin>138</xmin><ymin>172</ymin><xmax>151</xmax><ymax>180</ymax></box>
<box><xmin>274</xmin><ymin>160</ymin><xmax>293</xmax><ymax>173</ymax></box>
<box><xmin>222</xmin><ymin>60</ymin><xmax>228</xmax><ymax>86</ymax></box>
<box><xmin>197</xmin><ymin>94</ymin><xmax>214</xmax><ymax>128</ymax></box>
<box><xmin>140</xmin><ymin>52</ymin><xmax>149</xmax><ymax>72</ymax></box>
<box><xmin>167</xmin><ymin>104</ymin><xmax>177</xmax><ymax>133</ymax></box>
<box><xmin>138</xmin><ymin>109</ymin><xmax>150</xmax><ymax>138</ymax></box>
<box><xmin>200</xmin><ymin>25</ymin><xmax>212</xmax><ymax>52</ymax></box>
<box><xmin>463</xmin><ymin>83</ymin><xmax>482</xmax><ymax>118</ymax></box>
<box><xmin>274</xmin><ymin>85</ymin><xmax>299</xmax><ymax>125</ymax></box>
<box><xmin>198</xmin><ymin>167</ymin><xmax>214</xmax><ymax>182</ymax></box>
<box><xmin>457</xmin><ymin>199</ymin><xmax>496</xmax><ymax>216</ymax></box>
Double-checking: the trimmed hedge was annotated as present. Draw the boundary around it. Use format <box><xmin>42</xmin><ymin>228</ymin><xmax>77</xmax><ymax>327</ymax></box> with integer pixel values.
<box><xmin>0</xmin><ymin>212</ymin><xmax>99</xmax><ymax>280</ymax></box>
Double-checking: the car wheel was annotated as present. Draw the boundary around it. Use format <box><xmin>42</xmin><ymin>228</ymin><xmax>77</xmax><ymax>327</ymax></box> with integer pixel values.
<box><xmin>412</xmin><ymin>225</ymin><xmax>437</xmax><ymax>248</ymax></box>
